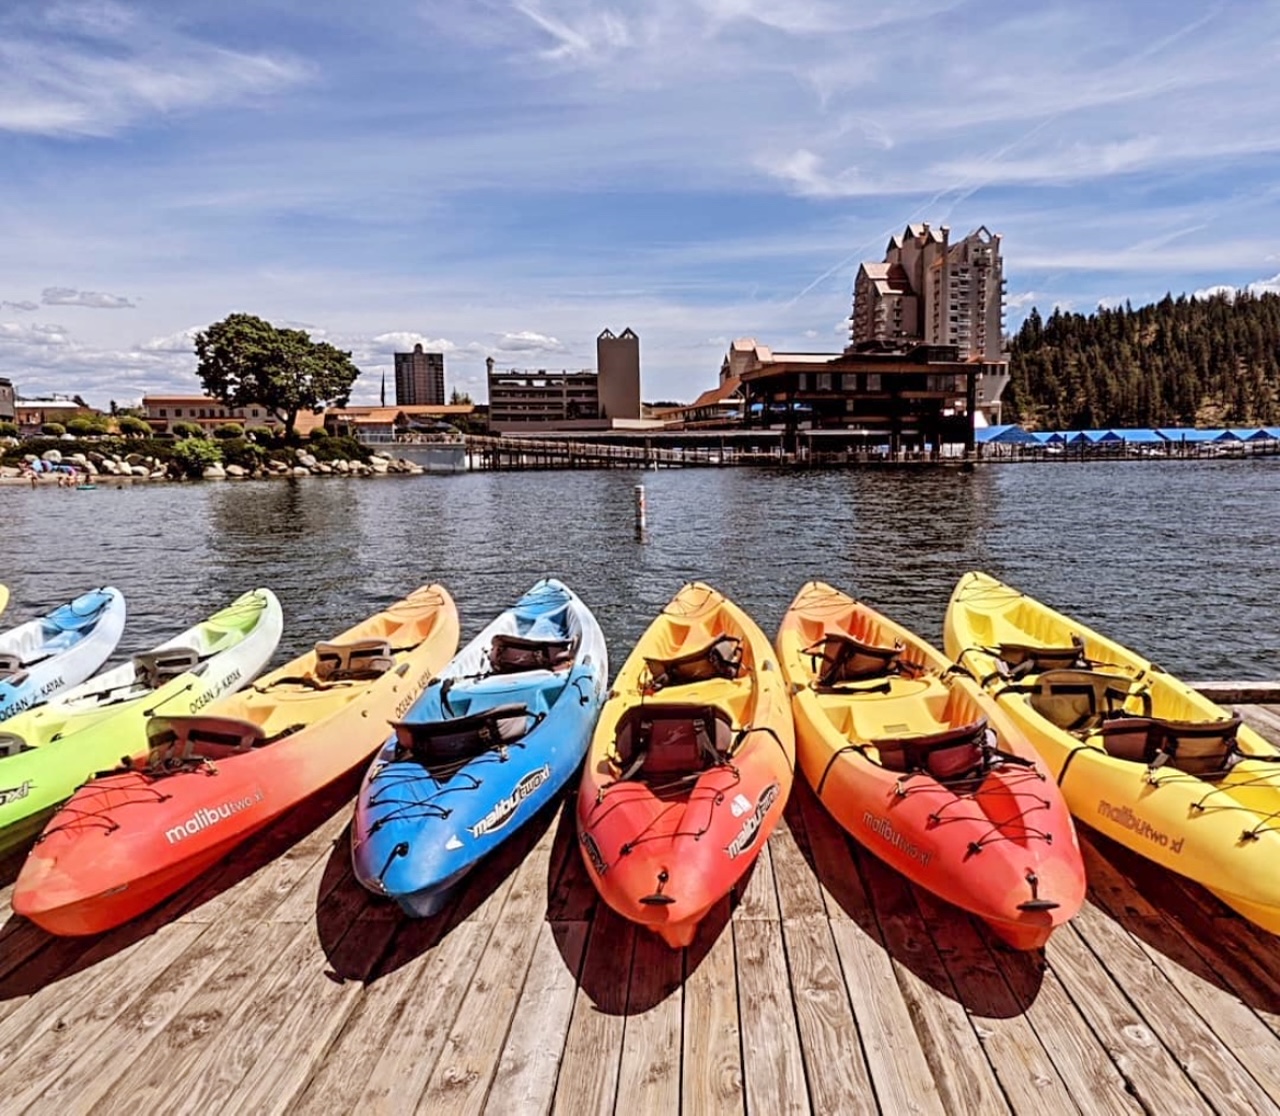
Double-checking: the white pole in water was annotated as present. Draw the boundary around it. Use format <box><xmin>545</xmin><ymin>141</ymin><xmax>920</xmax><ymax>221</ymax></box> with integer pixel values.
<box><xmin>635</xmin><ymin>483</ymin><xmax>647</xmax><ymax>539</ymax></box>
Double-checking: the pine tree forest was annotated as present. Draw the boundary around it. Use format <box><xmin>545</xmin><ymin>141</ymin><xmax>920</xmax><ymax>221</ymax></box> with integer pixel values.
<box><xmin>1005</xmin><ymin>291</ymin><xmax>1280</xmax><ymax>429</ymax></box>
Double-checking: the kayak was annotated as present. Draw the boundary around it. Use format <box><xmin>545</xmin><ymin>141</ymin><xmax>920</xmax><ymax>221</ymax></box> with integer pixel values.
<box><xmin>352</xmin><ymin>579</ymin><xmax>607</xmax><ymax>916</ymax></box>
<box><xmin>0</xmin><ymin>589</ymin><xmax>284</xmax><ymax>857</ymax></box>
<box><xmin>0</xmin><ymin>584</ymin><xmax>8</xmax><ymax>620</ymax></box>
<box><xmin>0</xmin><ymin>587</ymin><xmax>126</xmax><ymax>722</ymax></box>
<box><xmin>577</xmin><ymin>582</ymin><xmax>795</xmax><ymax>948</ymax></box>
<box><xmin>945</xmin><ymin>570</ymin><xmax>1280</xmax><ymax>934</ymax></box>
<box><xmin>777</xmin><ymin>581</ymin><xmax>1084</xmax><ymax>950</ymax></box>
<box><xmin>12</xmin><ymin>585</ymin><xmax>459</xmax><ymax>935</ymax></box>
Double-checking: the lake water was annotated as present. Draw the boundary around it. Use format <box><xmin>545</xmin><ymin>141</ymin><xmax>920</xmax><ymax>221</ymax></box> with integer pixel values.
<box><xmin>1</xmin><ymin>459</ymin><xmax>1276</xmax><ymax>682</ymax></box>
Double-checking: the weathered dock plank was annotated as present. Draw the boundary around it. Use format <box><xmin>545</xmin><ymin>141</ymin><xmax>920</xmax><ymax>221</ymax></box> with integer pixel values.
<box><xmin>0</xmin><ymin>706</ymin><xmax>1275</xmax><ymax>1115</ymax></box>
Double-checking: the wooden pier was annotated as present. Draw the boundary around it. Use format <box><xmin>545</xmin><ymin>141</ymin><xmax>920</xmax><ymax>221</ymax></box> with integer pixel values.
<box><xmin>4</xmin><ymin>705</ymin><xmax>1280</xmax><ymax>1114</ymax></box>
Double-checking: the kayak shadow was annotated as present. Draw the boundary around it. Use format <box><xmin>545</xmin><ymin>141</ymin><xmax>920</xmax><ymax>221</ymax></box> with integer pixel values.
<box><xmin>319</xmin><ymin>795</ymin><xmax>563</xmax><ymax>985</ymax></box>
<box><xmin>1077</xmin><ymin>827</ymin><xmax>1280</xmax><ymax>1013</ymax></box>
<box><xmin>545</xmin><ymin>798</ymin><xmax>737</xmax><ymax>1016</ymax></box>
<box><xmin>0</xmin><ymin>772</ymin><xmax>366</xmax><ymax>1001</ymax></box>
<box><xmin>783</xmin><ymin>779</ymin><xmax>1046</xmax><ymax>1018</ymax></box>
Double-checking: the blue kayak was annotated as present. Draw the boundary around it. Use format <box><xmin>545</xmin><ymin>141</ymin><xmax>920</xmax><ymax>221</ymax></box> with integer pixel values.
<box><xmin>351</xmin><ymin>579</ymin><xmax>608</xmax><ymax>916</ymax></box>
<box><xmin>0</xmin><ymin>588</ymin><xmax>126</xmax><ymax>723</ymax></box>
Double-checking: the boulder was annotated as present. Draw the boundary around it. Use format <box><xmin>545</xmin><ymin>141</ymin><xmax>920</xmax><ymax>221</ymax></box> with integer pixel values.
<box><xmin>334</xmin><ymin>459</ymin><xmax>351</xmax><ymax>473</ymax></box>
<box><xmin>130</xmin><ymin>465</ymin><xmax>150</xmax><ymax>477</ymax></box>
<box><xmin>84</xmin><ymin>461</ymin><xmax>99</xmax><ymax>476</ymax></box>
<box><xmin>267</xmin><ymin>459</ymin><xmax>289</xmax><ymax>473</ymax></box>
<box><xmin>369</xmin><ymin>457</ymin><xmax>389</xmax><ymax>474</ymax></box>
<box><xmin>125</xmin><ymin>453</ymin><xmax>143</xmax><ymax>466</ymax></box>
<box><xmin>316</xmin><ymin>462</ymin><xmax>333</xmax><ymax>474</ymax></box>
<box><xmin>225</xmin><ymin>464</ymin><xmax>249</xmax><ymax>478</ymax></box>
<box><xmin>150</xmin><ymin>468</ymin><xmax>168</xmax><ymax>480</ymax></box>
<box><xmin>69</xmin><ymin>453</ymin><xmax>88</xmax><ymax>465</ymax></box>
<box><xmin>0</xmin><ymin>465</ymin><xmax>20</xmax><ymax>479</ymax></box>
<box><xmin>41</xmin><ymin>449</ymin><xmax>62</xmax><ymax>463</ymax></box>
<box><xmin>202</xmin><ymin>463</ymin><xmax>227</xmax><ymax>480</ymax></box>
<box><xmin>292</xmin><ymin>466</ymin><xmax>310</xmax><ymax>477</ymax></box>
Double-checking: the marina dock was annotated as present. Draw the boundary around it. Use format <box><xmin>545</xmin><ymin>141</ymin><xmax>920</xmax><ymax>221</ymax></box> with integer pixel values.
<box><xmin>3</xmin><ymin>704</ymin><xmax>1280</xmax><ymax>1114</ymax></box>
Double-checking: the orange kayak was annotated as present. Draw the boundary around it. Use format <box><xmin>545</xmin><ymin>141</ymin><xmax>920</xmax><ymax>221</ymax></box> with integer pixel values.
<box><xmin>577</xmin><ymin>583</ymin><xmax>795</xmax><ymax>948</ymax></box>
<box><xmin>13</xmin><ymin>585</ymin><xmax>459</xmax><ymax>936</ymax></box>
<box><xmin>776</xmin><ymin>582</ymin><xmax>1085</xmax><ymax>950</ymax></box>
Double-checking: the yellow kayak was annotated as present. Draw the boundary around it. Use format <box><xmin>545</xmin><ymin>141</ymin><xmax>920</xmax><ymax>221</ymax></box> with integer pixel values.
<box><xmin>0</xmin><ymin>584</ymin><xmax>8</xmax><ymax>620</ymax></box>
<box><xmin>945</xmin><ymin>571</ymin><xmax>1280</xmax><ymax>932</ymax></box>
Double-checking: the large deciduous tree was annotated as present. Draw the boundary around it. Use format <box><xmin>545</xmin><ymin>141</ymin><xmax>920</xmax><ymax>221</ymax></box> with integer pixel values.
<box><xmin>194</xmin><ymin>313</ymin><xmax>360</xmax><ymax>440</ymax></box>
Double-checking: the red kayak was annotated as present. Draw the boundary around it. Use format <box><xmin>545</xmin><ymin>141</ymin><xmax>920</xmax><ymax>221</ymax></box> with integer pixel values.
<box><xmin>777</xmin><ymin>582</ymin><xmax>1085</xmax><ymax>950</ymax></box>
<box><xmin>577</xmin><ymin>583</ymin><xmax>795</xmax><ymax>948</ymax></box>
<box><xmin>13</xmin><ymin>586</ymin><xmax>459</xmax><ymax>936</ymax></box>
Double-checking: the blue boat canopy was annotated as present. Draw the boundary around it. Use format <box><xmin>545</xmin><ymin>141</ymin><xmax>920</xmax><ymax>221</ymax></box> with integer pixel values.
<box><xmin>1156</xmin><ymin>427</ymin><xmax>1221</xmax><ymax>443</ymax></box>
<box><xmin>976</xmin><ymin>424</ymin><xmax>1040</xmax><ymax>445</ymax></box>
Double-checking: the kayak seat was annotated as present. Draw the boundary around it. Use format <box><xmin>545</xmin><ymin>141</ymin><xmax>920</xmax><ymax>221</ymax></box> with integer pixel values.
<box><xmin>147</xmin><ymin>715</ymin><xmax>267</xmax><ymax>767</ymax></box>
<box><xmin>0</xmin><ymin>653</ymin><xmax>28</xmax><ymax>687</ymax></box>
<box><xmin>489</xmin><ymin>633</ymin><xmax>577</xmax><ymax>675</ymax></box>
<box><xmin>872</xmin><ymin>718</ymin><xmax>990</xmax><ymax>781</ymax></box>
<box><xmin>645</xmin><ymin>636</ymin><xmax>743</xmax><ymax>691</ymax></box>
<box><xmin>1025</xmin><ymin>669</ymin><xmax>1146</xmax><ymax>733</ymax></box>
<box><xmin>0</xmin><ymin>731</ymin><xmax>28</xmax><ymax>757</ymax></box>
<box><xmin>1099</xmin><ymin>714</ymin><xmax>1244</xmax><ymax>777</ymax></box>
<box><xmin>614</xmin><ymin>703</ymin><xmax>735</xmax><ymax>782</ymax></box>
<box><xmin>394</xmin><ymin>703</ymin><xmax>534</xmax><ymax>765</ymax></box>
<box><xmin>314</xmin><ymin>639</ymin><xmax>394</xmax><ymax>682</ymax></box>
<box><xmin>991</xmin><ymin>635</ymin><xmax>1088</xmax><ymax>679</ymax></box>
<box><xmin>134</xmin><ymin>646</ymin><xmax>201</xmax><ymax>689</ymax></box>
<box><xmin>805</xmin><ymin>633</ymin><xmax>903</xmax><ymax>687</ymax></box>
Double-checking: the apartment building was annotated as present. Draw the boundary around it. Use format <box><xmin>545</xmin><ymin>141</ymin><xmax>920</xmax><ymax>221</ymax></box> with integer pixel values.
<box><xmin>0</xmin><ymin>378</ymin><xmax>15</xmax><ymax>422</ymax></box>
<box><xmin>393</xmin><ymin>344</ymin><xmax>446</xmax><ymax>407</ymax></box>
<box><xmin>141</xmin><ymin>395</ymin><xmax>325</xmax><ymax>436</ymax></box>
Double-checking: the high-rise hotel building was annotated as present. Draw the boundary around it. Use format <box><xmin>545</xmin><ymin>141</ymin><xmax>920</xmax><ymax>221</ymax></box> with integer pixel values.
<box><xmin>394</xmin><ymin>344</ymin><xmax>446</xmax><ymax>406</ymax></box>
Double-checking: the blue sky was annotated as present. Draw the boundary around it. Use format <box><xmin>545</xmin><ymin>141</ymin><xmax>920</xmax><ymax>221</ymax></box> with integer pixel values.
<box><xmin>2</xmin><ymin>0</ymin><xmax>1278</xmax><ymax>407</ymax></box>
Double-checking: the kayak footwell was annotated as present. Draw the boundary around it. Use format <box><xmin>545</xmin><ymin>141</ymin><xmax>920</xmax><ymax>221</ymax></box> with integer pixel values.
<box><xmin>3</xmin><ymin>712</ymin><xmax>1280</xmax><ymax>1115</ymax></box>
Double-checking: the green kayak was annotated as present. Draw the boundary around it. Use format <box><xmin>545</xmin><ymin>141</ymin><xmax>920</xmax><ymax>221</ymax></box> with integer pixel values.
<box><xmin>0</xmin><ymin>588</ymin><xmax>284</xmax><ymax>857</ymax></box>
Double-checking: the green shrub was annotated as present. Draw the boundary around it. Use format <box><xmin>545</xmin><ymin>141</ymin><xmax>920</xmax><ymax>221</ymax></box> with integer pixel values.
<box><xmin>171</xmin><ymin>421</ymin><xmax>206</xmax><ymax>439</ymax></box>
<box><xmin>246</xmin><ymin>425</ymin><xmax>276</xmax><ymax>442</ymax></box>
<box><xmin>219</xmin><ymin>437</ymin><xmax>264</xmax><ymax>470</ymax></box>
<box><xmin>117</xmin><ymin>416</ymin><xmax>152</xmax><ymax>437</ymax></box>
<box><xmin>213</xmin><ymin>422</ymin><xmax>244</xmax><ymax>440</ymax></box>
<box><xmin>308</xmin><ymin>428</ymin><xmax>330</xmax><ymax>441</ymax></box>
<box><xmin>0</xmin><ymin>421</ymin><xmax>18</xmax><ymax>438</ymax></box>
<box><xmin>172</xmin><ymin>438</ymin><xmax>224</xmax><ymax>477</ymax></box>
<box><xmin>42</xmin><ymin>422</ymin><xmax>66</xmax><ymax>437</ymax></box>
<box><xmin>305</xmin><ymin>434</ymin><xmax>370</xmax><ymax>463</ymax></box>
<box><xmin>66</xmin><ymin>417</ymin><xmax>109</xmax><ymax>437</ymax></box>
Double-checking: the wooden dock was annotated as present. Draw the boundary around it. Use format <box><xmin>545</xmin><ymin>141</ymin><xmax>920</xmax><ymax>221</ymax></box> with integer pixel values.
<box><xmin>5</xmin><ymin>706</ymin><xmax>1280</xmax><ymax>1114</ymax></box>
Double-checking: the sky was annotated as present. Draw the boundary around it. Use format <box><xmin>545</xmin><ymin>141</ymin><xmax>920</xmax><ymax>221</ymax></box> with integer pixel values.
<box><xmin>3</xmin><ymin>0</ymin><xmax>1280</xmax><ymax>408</ymax></box>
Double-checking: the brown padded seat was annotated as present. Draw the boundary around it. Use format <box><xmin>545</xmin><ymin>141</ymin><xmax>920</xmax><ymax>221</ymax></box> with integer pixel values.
<box><xmin>994</xmin><ymin>634</ymin><xmax>1088</xmax><ymax>675</ymax></box>
<box><xmin>488</xmin><ymin>634</ymin><xmax>576</xmax><ymax>674</ymax></box>
<box><xmin>133</xmin><ymin>646</ymin><xmax>201</xmax><ymax>689</ymax></box>
<box><xmin>314</xmin><ymin>638</ymin><xmax>395</xmax><ymax>682</ymax></box>
<box><xmin>1099</xmin><ymin>714</ymin><xmax>1243</xmax><ymax>776</ymax></box>
<box><xmin>614</xmin><ymin>703</ymin><xmax>735</xmax><ymax>780</ymax></box>
<box><xmin>1026</xmin><ymin>669</ymin><xmax>1144</xmax><ymax>732</ymax></box>
<box><xmin>395</xmin><ymin>703</ymin><xmax>532</xmax><ymax>765</ymax></box>
<box><xmin>146</xmin><ymin>714</ymin><xmax>267</xmax><ymax>765</ymax></box>
<box><xmin>644</xmin><ymin>636</ymin><xmax>743</xmax><ymax>691</ymax></box>
<box><xmin>807</xmin><ymin>633</ymin><xmax>902</xmax><ymax>686</ymax></box>
<box><xmin>871</xmin><ymin>718</ymin><xmax>990</xmax><ymax>780</ymax></box>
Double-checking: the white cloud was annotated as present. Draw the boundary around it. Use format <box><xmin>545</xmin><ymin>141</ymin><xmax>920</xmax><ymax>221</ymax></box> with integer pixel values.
<box><xmin>139</xmin><ymin>326</ymin><xmax>201</xmax><ymax>353</ymax></box>
<box><xmin>1</xmin><ymin>300</ymin><xmax>39</xmax><ymax>311</ymax></box>
<box><xmin>0</xmin><ymin>3</ymin><xmax>309</xmax><ymax>137</ymax></box>
<box><xmin>42</xmin><ymin>286</ymin><xmax>136</xmax><ymax>309</ymax></box>
<box><xmin>493</xmin><ymin>330</ymin><xmax>568</xmax><ymax>354</ymax></box>
<box><xmin>1007</xmin><ymin>291</ymin><xmax>1038</xmax><ymax>310</ymax></box>
<box><xmin>367</xmin><ymin>331</ymin><xmax>458</xmax><ymax>355</ymax></box>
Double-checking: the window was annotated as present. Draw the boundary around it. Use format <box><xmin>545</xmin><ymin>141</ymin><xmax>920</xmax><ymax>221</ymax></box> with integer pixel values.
<box><xmin>865</xmin><ymin>374</ymin><xmax>882</xmax><ymax>392</ymax></box>
<box><xmin>159</xmin><ymin>409</ymin><xmax>167</xmax><ymax>417</ymax></box>
<box><xmin>816</xmin><ymin>373</ymin><xmax>832</xmax><ymax>391</ymax></box>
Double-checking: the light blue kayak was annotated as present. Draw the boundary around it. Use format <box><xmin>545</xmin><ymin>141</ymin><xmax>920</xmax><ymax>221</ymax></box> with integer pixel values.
<box><xmin>351</xmin><ymin>579</ymin><xmax>607</xmax><ymax>916</ymax></box>
<box><xmin>0</xmin><ymin>588</ymin><xmax>126</xmax><ymax>722</ymax></box>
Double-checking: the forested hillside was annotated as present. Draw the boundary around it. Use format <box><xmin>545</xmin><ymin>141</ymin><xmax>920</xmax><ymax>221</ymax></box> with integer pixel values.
<box><xmin>1005</xmin><ymin>291</ymin><xmax>1280</xmax><ymax>429</ymax></box>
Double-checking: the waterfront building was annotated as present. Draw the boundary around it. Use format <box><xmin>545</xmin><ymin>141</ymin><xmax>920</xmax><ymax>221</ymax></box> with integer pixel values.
<box><xmin>851</xmin><ymin>223</ymin><xmax>1009</xmax><ymax>422</ymax></box>
<box><xmin>141</xmin><ymin>395</ymin><xmax>325</xmax><ymax>436</ymax></box>
<box><xmin>393</xmin><ymin>345</ymin><xmax>446</xmax><ymax>407</ymax></box>
<box><xmin>486</xmin><ymin>328</ymin><xmax>646</xmax><ymax>434</ymax></box>
<box><xmin>730</xmin><ymin>339</ymin><xmax>987</xmax><ymax>456</ymax></box>
<box><xmin>0</xmin><ymin>378</ymin><xmax>15</xmax><ymax>422</ymax></box>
